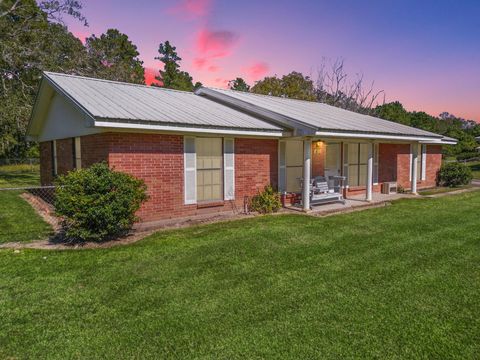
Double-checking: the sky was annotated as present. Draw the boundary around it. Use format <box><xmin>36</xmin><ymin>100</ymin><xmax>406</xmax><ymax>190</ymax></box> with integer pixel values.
<box><xmin>65</xmin><ymin>0</ymin><xmax>480</xmax><ymax>122</ymax></box>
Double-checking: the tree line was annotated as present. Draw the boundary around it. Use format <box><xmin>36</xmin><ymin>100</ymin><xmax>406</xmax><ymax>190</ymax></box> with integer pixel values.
<box><xmin>1</xmin><ymin>0</ymin><xmax>478</xmax><ymax>159</ymax></box>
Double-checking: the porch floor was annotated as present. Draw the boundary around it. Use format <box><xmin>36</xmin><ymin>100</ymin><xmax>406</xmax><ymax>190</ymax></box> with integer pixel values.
<box><xmin>285</xmin><ymin>192</ymin><xmax>412</xmax><ymax>216</ymax></box>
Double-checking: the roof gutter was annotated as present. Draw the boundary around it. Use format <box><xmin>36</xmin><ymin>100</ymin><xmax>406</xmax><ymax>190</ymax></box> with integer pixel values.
<box><xmin>315</xmin><ymin>130</ymin><xmax>444</xmax><ymax>142</ymax></box>
<box><xmin>94</xmin><ymin>121</ymin><xmax>285</xmax><ymax>137</ymax></box>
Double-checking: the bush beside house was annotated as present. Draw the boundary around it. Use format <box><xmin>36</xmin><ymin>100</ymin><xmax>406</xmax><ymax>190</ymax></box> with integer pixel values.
<box><xmin>250</xmin><ymin>185</ymin><xmax>282</xmax><ymax>214</ymax></box>
<box><xmin>55</xmin><ymin>162</ymin><xmax>148</xmax><ymax>242</ymax></box>
<box><xmin>437</xmin><ymin>163</ymin><xmax>473</xmax><ymax>187</ymax></box>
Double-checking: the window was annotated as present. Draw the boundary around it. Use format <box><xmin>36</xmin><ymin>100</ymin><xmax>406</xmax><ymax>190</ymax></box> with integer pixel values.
<box><xmin>285</xmin><ymin>140</ymin><xmax>303</xmax><ymax>192</ymax></box>
<box><xmin>347</xmin><ymin>143</ymin><xmax>369</xmax><ymax>187</ymax></box>
<box><xmin>196</xmin><ymin>137</ymin><xmax>223</xmax><ymax>202</ymax></box>
<box><xmin>344</xmin><ymin>143</ymin><xmax>378</xmax><ymax>187</ymax></box>
<box><xmin>51</xmin><ymin>140</ymin><xmax>57</xmax><ymax>176</ymax></box>
<box><xmin>73</xmin><ymin>137</ymin><xmax>81</xmax><ymax>169</ymax></box>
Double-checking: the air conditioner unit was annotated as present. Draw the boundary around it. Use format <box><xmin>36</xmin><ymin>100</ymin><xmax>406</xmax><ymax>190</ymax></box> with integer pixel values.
<box><xmin>382</xmin><ymin>182</ymin><xmax>397</xmax><ymax>194</ymax></box>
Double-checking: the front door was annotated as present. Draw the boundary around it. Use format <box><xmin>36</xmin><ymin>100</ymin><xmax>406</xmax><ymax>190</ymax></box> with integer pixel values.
<box><xmin>325</xmin><ymin>143</ymin><xmax>341</xmax><ymax>188</ymax></box>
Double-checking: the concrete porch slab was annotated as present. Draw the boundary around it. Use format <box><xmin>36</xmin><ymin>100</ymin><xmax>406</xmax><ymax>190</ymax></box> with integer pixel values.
<box><xmin>284</xmin><ymin>192</ymin><xmax>412</xmax><ymax>216</ymax></box>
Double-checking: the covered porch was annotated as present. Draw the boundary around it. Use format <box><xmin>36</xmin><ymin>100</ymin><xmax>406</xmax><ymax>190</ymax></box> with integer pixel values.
<box><xmin>279</xmin><ymin>137</ymin><xmax>425</xmax><ymax>211</ymax></box>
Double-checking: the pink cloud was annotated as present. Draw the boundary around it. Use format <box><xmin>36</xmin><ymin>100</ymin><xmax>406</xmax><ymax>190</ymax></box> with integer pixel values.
<box><xmin>193</xmin><ymin>57</ymin><xmax>208</xmax><ymax>70</ymax></box>
<box><xmin>214</xmin><ymin>78</ymin><xmax>229</xmax><ymax>88</ymax></box>
<box><xmin>196</xmin><ymin>28</ymin><xmax>239</xmax><ymax>58</ymax></box>
<box><xmin>244</xmin><ymin>62</ymin><xmax>269</xmax><ymax>80</ymax></box>
<box><xmin>167</xmin><ymin>0</ymin><xmax>212</xmax><ymax>19</ymax></box>
<box><xmin>144</xmin><ymin>67</ymin><xmax>161</xmax><ymax>86</ymax></box>
<box><xmin>207</xmin><ymin>64</ymin><xmax>220</xmax><ymax>72</ymax></box>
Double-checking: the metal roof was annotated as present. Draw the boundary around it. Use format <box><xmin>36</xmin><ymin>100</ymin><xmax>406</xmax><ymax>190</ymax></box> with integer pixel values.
<box><xmin>201</xmin><ymin>87</ymin><xmax>444</xmax><ymax>139</ymax></box>
<box><xmin>43</xmin><ymin>72</ymin><xmax>282</xmax><ymax>131</ymax></box>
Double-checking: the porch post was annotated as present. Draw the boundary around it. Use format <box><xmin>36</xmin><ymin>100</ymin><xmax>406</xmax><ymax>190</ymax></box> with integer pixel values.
<box><xmin>302</xmin><ymin>138</ymin><xmax>312</xmax><ymax>211</ymax></box>
<box><xmin>366</xmin><ymin>142</ymin><xmax>373</xmax><ymax>201</ymax></box>
<box><xmin>411</xmin><ymin>143</ymin><xmax>418</xmax><ymax>194</ymax></box>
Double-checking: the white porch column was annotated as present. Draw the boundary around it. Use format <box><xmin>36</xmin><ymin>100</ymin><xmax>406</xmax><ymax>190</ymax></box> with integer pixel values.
<box><xmin>302</xmin><ymin>138</ymin><xmax>312</xmax><ymax>211</ymax></box>
<box><xmin>411</xmin><ymin>143</ymin><xmax>418</xmax><ymax>194</ymax></box>
<box><xmin>366</xmin><ymin>142</ymin><xmax>373</xmax><ymax>201</ymax></box>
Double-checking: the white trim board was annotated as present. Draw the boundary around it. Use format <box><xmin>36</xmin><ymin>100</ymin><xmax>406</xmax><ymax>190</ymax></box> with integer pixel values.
<box><xmin>94</xmin><ymin>121</ymin><xmax>284</xmax><ymax>137</ymax></box>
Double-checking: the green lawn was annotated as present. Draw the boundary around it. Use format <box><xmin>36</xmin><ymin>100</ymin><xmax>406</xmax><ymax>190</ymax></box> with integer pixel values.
<box><xmin>467</xmin><ymin>160</ymin><xmax>480</xmax><ymax>179</ymax></box>
<box><xmin>419</xmin><ymin>185</ymin><xmax>473</xmax><ymax>195</ymax></box>
<box><xmin>0</xmin><ymin>192</ymin><xmax>479</xmax><ymax>359</ymax></box>
<box><xmin>0</xmin><ymin>163</ymin><xmax>40</xmax><ymax>188</ymax></box>
<box><xmin>0</xmin><ymin>190</ymin><xmax>52</xmax><ymax>243</ymax></box>
<box><xmin>0</xmin><ymin>164</ymin><xmax>51</xmax><ymax>243</ymax></box>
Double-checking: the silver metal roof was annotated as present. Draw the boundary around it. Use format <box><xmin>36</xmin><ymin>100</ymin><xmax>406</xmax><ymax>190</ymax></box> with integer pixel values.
<box><xmin>43</xmin><ymin>72</ymin><xmax>282</xmax><ymax>131</ymax></box>
<box><xmin>202</xmin><ymin>87</ymin><xmax>443</xmax><ymax>139</ymax></box>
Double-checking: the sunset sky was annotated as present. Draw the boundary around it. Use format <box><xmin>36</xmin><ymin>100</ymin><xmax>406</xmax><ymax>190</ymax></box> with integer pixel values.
<box><xmin>65</xmin><ymin>0</ymin><xmax>480</xmax><ymax>121</ymax></box>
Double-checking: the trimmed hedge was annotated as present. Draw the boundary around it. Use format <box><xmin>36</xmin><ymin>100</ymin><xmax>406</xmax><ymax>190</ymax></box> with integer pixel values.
<box><xmin>437</xmin><ymin>162</ymin><xmax>473</xmax><ymax>187</ymax></box>
<box><xmin>55</xmin><ymin>162</ymin><xmax>148</xmax><ymax>242</ymax></box>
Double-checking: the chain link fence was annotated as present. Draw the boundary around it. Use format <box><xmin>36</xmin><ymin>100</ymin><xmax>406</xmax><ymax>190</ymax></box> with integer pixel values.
<box><xmin>0</xmin><ymin>159</ymin><xmax>60</xmax><ymax>243</ymax></box>
<box><xmin>0</xmin><ymin>186</ymin><xmax>60</xmax><ymax>244</ymax></box>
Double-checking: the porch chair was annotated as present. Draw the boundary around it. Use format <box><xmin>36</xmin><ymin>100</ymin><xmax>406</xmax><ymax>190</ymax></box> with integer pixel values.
<box><xmin>299</xmin><ymin>176</ymin><xmax>346</xmax><ymax>208</ymax></box>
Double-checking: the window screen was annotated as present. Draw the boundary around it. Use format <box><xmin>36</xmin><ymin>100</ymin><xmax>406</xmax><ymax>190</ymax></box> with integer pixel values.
<box><xmin>196</xmin><ymin>138</ymin><xmax>223</xmax><ymax>202</ymax></box>
<box><xmin>285</xmin><ymin>140</ymin><xmax>303</xmax><ymax>192</ymax></box>
<box><xmin>347</xmin><ymin>143</ymin><xmax>377</xmax><ymax>187</ymax></box>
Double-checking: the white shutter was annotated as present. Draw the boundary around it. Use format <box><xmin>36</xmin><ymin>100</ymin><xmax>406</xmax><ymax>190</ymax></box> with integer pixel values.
<box><xmin>421</xmin><ymin>144</ymin><xmax>427</xmax><ymax>180</ymax></box>
<box><xmin>373</xmin><ymin>143</ymin><xmax>379</xmax><ymax>184</ymax></box>
<box><xmin>223</xmin><ymin>138</ymin><xmax>235</xmax><ymax>200</ymax></box>
<box><xmin>343</xmin><ymin>143</ymin><xmax>349</xmax><ymax>188</ymax></box>
<box><xmin>409</xmin><ymin>144</ymin><xmax>413</xmax><ymax>181</ymax></box>
<box><xmin>278</xmin><ymin>140</ymin><xmax>286</xmax><ymax>192</ymax></box>
<box><xmin>184</xmin><ymin>136</ymin><xmax>196</xmax><ymax>204</ymax></box>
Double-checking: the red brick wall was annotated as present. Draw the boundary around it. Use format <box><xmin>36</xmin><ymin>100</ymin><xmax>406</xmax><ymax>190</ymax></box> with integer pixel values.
<box><xmin>379</xmin><ymin>143</ymin><xmax>399</xmax><ymax>183</ymax></box>
<box><xmin>422</xmin><ymin>145</ymin><xmax>442</xmax><ymax>188</ymax></box>
<box><xmin>55</xmin><ymin>138</ymin><xmax>74</xmax><ymax>176</ymax></box>
<box><xmin>106</xmin><ymin>133</ymin><xmax>278</xmax><ymax>222</ymax></box>
<box><xmin>40</xmin><ymin>141</ymin><xmax>53</xmax><ymax>185</ymax></box>
<box><xmin>80</xmin><ymin>133</ymin><xmax>110</xmax><ymax>167</ymax></box>
<box><xmin>235</xmin><ymin>138</ymin><xmax>278</xmax><ymax>198</ymax></box>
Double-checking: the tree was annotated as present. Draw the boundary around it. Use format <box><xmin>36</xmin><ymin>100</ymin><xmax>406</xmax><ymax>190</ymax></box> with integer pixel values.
<box><xmin>250</xmin><ymin>76</ymin><xmax>283</xmax><ymax>96</ymax></box>
<box><xmin>251</xmin><ymin>72</ymin><xmax>316</xmax><ymax>101</ymax></box>
<box><xmin>228</xmin><ymin>77</ymin><xmax>250</xmax><ymax>92</ymax></box>
<box><xmin>0</xmin><ymin>0</ymin><xmax>89</xmax><ymax>157</ymax></box>
<box><xmin>375</xmin><ymin>102</ymin><xmax>411</xmax><ymax>126</ymax></box>
<box><xmin>315</xmin><ymin>58</ymin><xmax>384</xmax><ymax>113</ymax></box>
<box><xmin>85</xmin><ymin>29</ymin><xmax>145</xmax><ymax>84</ymax></box>
<box><xmin>153</xmin><ymin>40</ymin><xmax>196</xmax><ymax>91</ymax></box>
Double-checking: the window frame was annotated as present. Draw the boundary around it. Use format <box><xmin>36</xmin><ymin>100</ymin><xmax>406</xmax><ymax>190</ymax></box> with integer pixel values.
<box><xmin>195</xmin><ymin>137</ymin><xmax>224</xmax><ymax>203</ymax></box>
<box><xmin>344</xmin><ymin>142</ymin><xmax>378</xmax><ymax>188</ymax></box>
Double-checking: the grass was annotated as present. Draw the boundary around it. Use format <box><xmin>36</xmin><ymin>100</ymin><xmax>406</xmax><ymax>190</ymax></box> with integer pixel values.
<box><xmin>419</xmin><ymin>184</ymin><xmax>473</xmax><ymax>195</ymax></box>
<box><xmin>0</xmin><ymin>192</ymin><xmax>479</xmax><ymax>358</ymax></box>
<box><xmin>467</xmin><ymin>160</ymin><xmax>480</xmax><ymax>179</ymax></box>
<box><xmin>0</xmin><ymin>164</ymin><xmax>51</xmax><ymax>243</ymax></box>
<box><xmin>0</xmin><ymin>163</ymin><xmax>40</xmax><ymax>188</ymax></box>
<box><xmin>0</xmin><ymin>191</ymin><xmax>52</xmax><ymax>243</ymax></box>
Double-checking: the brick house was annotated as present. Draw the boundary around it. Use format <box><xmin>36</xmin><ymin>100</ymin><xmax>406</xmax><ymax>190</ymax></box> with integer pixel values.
<box><xmin>27</xmin><ymin>72</ymin><xmax>456</xmax><ymax>223</ymax></box>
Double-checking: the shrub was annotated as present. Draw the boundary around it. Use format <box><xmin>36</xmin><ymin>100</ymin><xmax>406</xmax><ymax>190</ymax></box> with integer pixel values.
<box><xmin>55</xmin><ymin>162</ymin><xmax>148</xmax><ymax>242</ymax></box>
<box><xmin>250</xmin><ymin>185</ymin><xmax>282</xmax><ymax>214</ymax></box>
<box><xmin>436</xmin><ymin>162</ymin><xmax>473</xmax><ymax>187</ymax></box>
